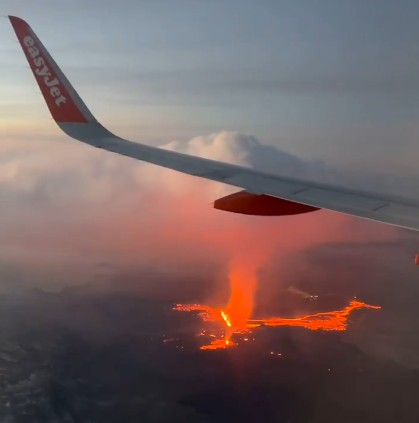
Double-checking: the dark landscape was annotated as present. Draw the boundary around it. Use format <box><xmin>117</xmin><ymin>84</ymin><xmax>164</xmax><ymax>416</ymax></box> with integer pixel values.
<box><xmin>1</xmin><ymin>243</ymin><xmax>419</xmax><ymax>423</ymax></box>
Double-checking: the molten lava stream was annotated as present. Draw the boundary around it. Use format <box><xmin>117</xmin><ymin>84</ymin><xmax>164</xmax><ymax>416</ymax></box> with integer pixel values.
<box><xmin>173</xmin><ymin>300</ymin><xmax>381</xmax><ymax>350</ymax></box>
<box><xmin>248</xmin><ymin>301</ymin><xmax>381</xmax><ymax>331</ymax></box>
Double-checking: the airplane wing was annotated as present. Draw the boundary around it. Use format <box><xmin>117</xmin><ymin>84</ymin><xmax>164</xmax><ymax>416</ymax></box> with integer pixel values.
<box><xmin>8</xmin><ymin>16</ymin><xmax>419</xmax><ymax>231</ymax></box>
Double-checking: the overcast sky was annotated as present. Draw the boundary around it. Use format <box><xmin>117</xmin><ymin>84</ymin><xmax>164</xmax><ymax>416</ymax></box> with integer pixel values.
<box><xmin>2</xmin><ymin>0</ymin><xmax>419</xmax><ymax>176</ymax></box>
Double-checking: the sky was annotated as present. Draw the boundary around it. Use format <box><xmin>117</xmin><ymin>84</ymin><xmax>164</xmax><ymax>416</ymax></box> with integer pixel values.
<box><xmin>2</xmin><ymin>0</ymin><xmax>419</xmax><ymax>175</ymax></box>
<box><xmin>1</xmin><ymin>0</ymin><xmax>419</xmax><ymax>288</ymax></box>
<box><xmin>0</xmin><ymin>3</ymin><xmax>418</xmax><ymax>275</ymax></box>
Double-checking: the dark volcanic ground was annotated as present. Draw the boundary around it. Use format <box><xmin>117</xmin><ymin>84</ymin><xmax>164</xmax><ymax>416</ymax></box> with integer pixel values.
<box><xmin>1</xmin><ymin>281</ymin><xmax>419</xmax><ymax>423</ymax></box>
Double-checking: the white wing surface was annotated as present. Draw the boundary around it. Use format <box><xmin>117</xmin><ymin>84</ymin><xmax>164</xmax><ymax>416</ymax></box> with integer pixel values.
<box><xmin>9</xmin><ymin>16</ymin><xmax>419</xmax><ymax>231</ymax></box>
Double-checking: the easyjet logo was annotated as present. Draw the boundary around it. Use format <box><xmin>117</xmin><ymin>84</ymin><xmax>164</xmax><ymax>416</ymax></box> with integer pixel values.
<box><xmin>23</xmin><ymin>35</ymin><xmax>67</xmax><ymax>106</ymax></box>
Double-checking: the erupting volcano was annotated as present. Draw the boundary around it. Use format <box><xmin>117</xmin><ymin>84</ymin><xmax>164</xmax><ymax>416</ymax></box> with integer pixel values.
<box><xmin>172</xmin><ymin>251</ymin><xmax>381</xmax><ymax>350</ymax></box>
<box><xmin>173</xmin><ymin>300</ymin><xmax>381</xmax><ymax>350</ymax></box>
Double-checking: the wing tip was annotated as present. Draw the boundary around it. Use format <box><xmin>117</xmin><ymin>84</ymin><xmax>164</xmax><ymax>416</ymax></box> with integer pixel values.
<box><xmin>9</xmin><ymin>14</ymin><xmax>93</xmax><ymax>125</ymax></box>
<box><xmin>8</xmin><ymin>15</ymin><xmax>28</xmax><ymax>28</ymax></box>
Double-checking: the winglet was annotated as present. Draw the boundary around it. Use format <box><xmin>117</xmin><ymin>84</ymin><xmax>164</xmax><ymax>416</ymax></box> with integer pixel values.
<box><xmin>9</xmin><ymin>16</ymin><xmax>95</xmax><ymax>124</ymax></box>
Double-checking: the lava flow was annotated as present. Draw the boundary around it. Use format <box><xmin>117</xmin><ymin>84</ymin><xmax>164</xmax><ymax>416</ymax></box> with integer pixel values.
<box><xmin>173</xmin><ymin>300</ymin><xmax>381</xmax><ymax>350</ymax></box>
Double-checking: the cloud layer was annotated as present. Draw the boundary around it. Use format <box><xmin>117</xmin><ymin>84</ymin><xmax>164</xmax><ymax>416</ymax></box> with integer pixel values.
<box><xmin>0</xmin><ymin>130</ymin><xmax>401</xmax><ymax>294</ymax></box>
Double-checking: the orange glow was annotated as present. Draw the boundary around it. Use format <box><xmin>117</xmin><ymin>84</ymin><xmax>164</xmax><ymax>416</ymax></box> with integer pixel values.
<box><xmin>173</xmin><ymin>300</ymin><xmax>381</xmax><ymax>350</ymax></box>
<box><xmin>200</xmin><ymin>338</ymin><xmax>237</xmax><ymax>350</ymax></box>
<box><xmin>173</xmin><ymin>304</ymin><xmax>221</xmax><ymax>322</ymax></box>
<box><xmin>224</xmin><ymin>255</ymin><xmax>261</xmax><ymax>331</ymax></box>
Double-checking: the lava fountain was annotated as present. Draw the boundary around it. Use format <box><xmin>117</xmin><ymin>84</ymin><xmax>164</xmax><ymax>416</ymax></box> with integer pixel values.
<box><xmin>223</xmin><ymin>255</ymin><xmax>259</xmax><ymax>332</ymax></box>
<box><xmin>173</xmin><ymin>249</ymin><xmax>381</xmax><ymax>350</ymax></box>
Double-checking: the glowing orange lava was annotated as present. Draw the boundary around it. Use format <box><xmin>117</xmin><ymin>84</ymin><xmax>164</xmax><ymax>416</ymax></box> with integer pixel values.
<box><xmin>251</xmin><ymin>300</ymin><xmax>381</xmax><ymax>331</ymax></box>
<box><xmin>173</xmin><ymin>304</ymin><xmax>220</xmax><ymax>322</ymax></box>
<box><xmin>200</xmin><ymin>338</ymin><xmax>237</xmax><ymax>350</ymax></box>
<box><xmin>224</xmin><ymin>257</ymin><xmax>259</xmax><ymax>331</ymax></box>
<box><xmin>221</xmin><ymin>311</ymin><xmax>232</xmax><ymax>328</ymax></box>
<box><xmin>173</xmin><ymin>300</ymin><xmax>381</xmax><ymax>350</ymax></box>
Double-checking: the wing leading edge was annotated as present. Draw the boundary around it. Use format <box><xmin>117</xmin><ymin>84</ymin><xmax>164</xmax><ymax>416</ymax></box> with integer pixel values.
<box><xmin>9</xmin><ymin>16</ymin><xmax>419</xmax><ymax>231</ymax></box>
